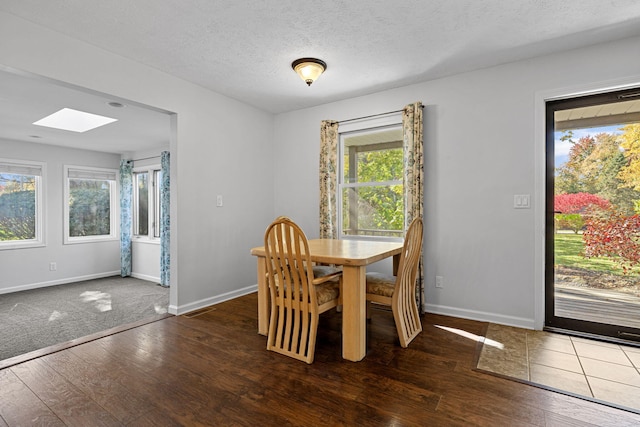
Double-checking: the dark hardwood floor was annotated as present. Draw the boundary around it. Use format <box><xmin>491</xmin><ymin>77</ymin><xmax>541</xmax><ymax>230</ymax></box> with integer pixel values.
<box><xmin>2</xmin><ymin>292</ymin><xmax>640</xmax><ymax>426</ymax></box>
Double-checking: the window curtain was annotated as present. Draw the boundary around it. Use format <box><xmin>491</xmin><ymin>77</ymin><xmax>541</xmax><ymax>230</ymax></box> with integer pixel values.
<box><xmin>402</xmin><ymin>101</ymin><xmax>424</xmax><ymax>313</ymax></box>
<box><xmin>319</xmin><ymin>120</ymin><xmax>339</xmax><ymax>239</ymax></box>
<box><xmin>319</xmin><ymin>104</ymin><xmax>424</xmax><ymax>310</ymax></box>
<box><xmin>160</xmin><ymin>151</ymin><xmax>171</xmax><ymax>287</ymax></box>
<box><xmin>119</xmin><ymin>159</ymin><xmax>133</xmax><ymax>277</ymax></box>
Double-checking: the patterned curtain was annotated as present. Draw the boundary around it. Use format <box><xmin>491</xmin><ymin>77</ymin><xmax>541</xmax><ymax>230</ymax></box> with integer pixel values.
<box><xmin>160</xmin><ymin>151</ymin><xmax>170</xmax><ymax>287</ymax></box>
<box><xmin>119</xmin><ymin>159</ymin><xmax>133</xmax><ymax>277</ymax></box>
<box><xmin>402</xmin><ymin>102</ymin><xmax>424</xmax><ymax>312</ymax></box>
<box><xmin>319</xmin><ymin>120</ymin><xmax>339</xmax><ymax>239</ymax></box>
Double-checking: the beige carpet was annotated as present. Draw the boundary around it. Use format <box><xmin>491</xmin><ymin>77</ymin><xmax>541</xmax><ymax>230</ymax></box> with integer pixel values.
<box><xmin>475</xmin><ymin>323</ymin><xmax>640</xmax><ymax>414</ymax></box>
<box><xmin>0</xmin><ymin>276</ymin><xmax>169</xmax><ymax>363</ymax></box>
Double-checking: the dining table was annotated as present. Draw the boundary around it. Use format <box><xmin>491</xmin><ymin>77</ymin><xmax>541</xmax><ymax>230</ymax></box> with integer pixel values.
<box><xmin>250</xmin><ymin>238</ymin><xmax>403</xmax><ymax>362</ymax></box>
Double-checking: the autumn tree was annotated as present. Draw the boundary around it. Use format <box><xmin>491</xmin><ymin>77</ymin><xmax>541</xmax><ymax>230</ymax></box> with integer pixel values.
<box><xmin>556</xmin><ymin>135</ymin><xmax>596</xmax><ymax>194</ymax></box>
<box><xmin>556</xmin><ymin>132</ymin><xmax>640</xmax><ymax>214</ymax></box>
<box><xmin>554</xmin><ymin>192</ymin><xmax>610</xmax><ymax>213</ymax></box>
<box><xmin>554</xmin><ymin>192</ymin><xmax>609</xmax><ymax>233</ymax></box>
<box><xmin>583</xmin><ymin>206</ymin><xmax>640</xmax><ymax>273</ymax></box>
<box><xmin>617</xmin><ymin>123</ymin><xmax>640</xmax><ymax>193</ymax></box>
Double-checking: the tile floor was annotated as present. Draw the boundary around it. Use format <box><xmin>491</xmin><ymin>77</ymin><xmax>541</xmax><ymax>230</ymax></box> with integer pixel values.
<box><xmin>477</xmin><ymin>323</ymin><xmax>640</xmax><ymax>412</ymax></box>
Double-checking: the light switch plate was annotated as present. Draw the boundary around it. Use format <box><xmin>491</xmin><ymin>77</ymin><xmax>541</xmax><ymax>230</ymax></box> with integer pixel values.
<box><xmin>514</xmin><ymin>194</ymin><xmax>530</xmax><ymax>209</ymax></box>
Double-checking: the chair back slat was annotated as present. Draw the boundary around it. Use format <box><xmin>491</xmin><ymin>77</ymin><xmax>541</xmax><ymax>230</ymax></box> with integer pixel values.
<box><xmin>264</xmin><ymin>217</ymin><xmax>337</xmax><ymax>363</ymax></box>
<box><xmin>392</xmin><ymin>217</ymin><xmax>424</xmax><ymax>347</ymax></box>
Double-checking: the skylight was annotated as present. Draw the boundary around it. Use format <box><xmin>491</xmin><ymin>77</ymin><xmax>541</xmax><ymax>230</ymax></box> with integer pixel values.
<box><xmin>33</xmin><ymin>108</ymin><xmax>117</xmax><ymax>133</ymax></box>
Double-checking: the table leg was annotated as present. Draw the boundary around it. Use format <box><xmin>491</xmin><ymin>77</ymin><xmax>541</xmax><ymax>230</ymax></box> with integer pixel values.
<box><xmin>342</xmin><ymin>265</ymin><xmax>367</xmax><ymax>361</ymax></box>
<box><xmin>392</xmin><ymin>253</ymin><xmax>400</xmax><ymax>276</ymax></box>
<box><xmin>256</xmin><ymin>256</ymin><xmax>268</xmax><ymax>336</ymax></box>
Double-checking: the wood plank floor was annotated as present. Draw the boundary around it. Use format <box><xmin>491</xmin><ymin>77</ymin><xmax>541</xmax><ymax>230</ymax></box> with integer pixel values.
<box><xmin>556</xmin><ymin>285</ymin><xmax>640</xmax><ymax>329</ymax></box>
<box><xmin>2</xmin><ymin>292</ymin><xmax>640</xmax><ymax>426</ymax></box>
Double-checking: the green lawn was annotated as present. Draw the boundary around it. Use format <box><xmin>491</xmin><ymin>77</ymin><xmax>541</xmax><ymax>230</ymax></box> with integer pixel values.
<box><xmin>554</xmin><ymin>233</ymin><xmax>638</xmax><ymax>275</ymax></box>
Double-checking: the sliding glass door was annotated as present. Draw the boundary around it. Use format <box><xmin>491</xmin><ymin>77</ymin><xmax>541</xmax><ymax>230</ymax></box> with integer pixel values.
<box><xmin>545</xmin><ymin>87</ymin><xmax>640</xmax><ymax>342</ymax></box>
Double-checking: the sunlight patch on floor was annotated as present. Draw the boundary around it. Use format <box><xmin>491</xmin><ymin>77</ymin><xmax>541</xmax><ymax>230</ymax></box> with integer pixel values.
<box><xmin>48</xmin><ymin>310</ymin><xmax>68</xmax><ymax>321</ymax></box>
<box><xmin>80</xmin><ymin>291</ymin><xmax>112</xmax><ymax>312</ymax></box>
<box><xmin>436</xmin><ymin>325</ymin><xmax>504</xmax><ymax>349</ymax></box>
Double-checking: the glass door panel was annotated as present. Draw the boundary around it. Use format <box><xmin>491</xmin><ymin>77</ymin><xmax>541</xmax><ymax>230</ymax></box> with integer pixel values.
<box><xmin>546</xmin><ymin>88</ymin><xmax>640</xmax><ymax>342</ymax></box>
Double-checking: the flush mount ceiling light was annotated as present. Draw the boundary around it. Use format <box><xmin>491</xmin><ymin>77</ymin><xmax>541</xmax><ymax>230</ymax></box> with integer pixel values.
<box><xmin>292</xmin><ymin>58</ymin><xmax>327</xmax><ymax>86</ymax></box>
<box><xmin>33</xmin><ymin>108</ymin><xmax>117</xmax><ymax>133</ymax></box>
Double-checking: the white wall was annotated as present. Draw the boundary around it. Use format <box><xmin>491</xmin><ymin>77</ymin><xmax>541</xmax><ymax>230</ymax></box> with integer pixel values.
<box><xmin>0</xmin><ymin>139</ymin><xmax>121</xmax><ymax>293</ymax></box>
<box><xmin>3</xmin><ymin>10</ymin><xmax>639</xmax><ymax>325</ymax></box>
<box><xmin>273</xmin><ymin>35</ymin><xmax>640</xmax><ymax>329</ymax></box>
<box><xmin>0</xmin><ymin>12</ymin><xmax>275</xmax><ymax>313</ymax></box>
<box><xmin>131</xmin><ymin>239</ymin><xmax>160</xmax><ymax>282</ymax></box>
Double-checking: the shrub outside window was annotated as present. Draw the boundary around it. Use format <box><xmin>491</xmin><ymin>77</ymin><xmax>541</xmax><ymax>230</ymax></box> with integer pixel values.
<box><xmin>64</xmin><ymin>166</ymin><xmax>117</xmax><ymax>243</ymax></box>
<box><xmin>0</xmin><ymin>159</ymin><xmax>45</xmax><ymax>249</ymax></box>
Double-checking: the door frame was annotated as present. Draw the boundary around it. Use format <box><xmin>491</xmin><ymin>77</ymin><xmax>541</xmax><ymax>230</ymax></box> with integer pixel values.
<box><xmin>534</xmin><ymin>76</ymin><xmax>640</xmax><ymax>331</ymax></box>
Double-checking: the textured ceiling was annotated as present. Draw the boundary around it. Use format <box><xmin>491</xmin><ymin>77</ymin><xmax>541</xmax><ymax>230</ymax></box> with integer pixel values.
<box><xmin>2</xmin><ymin>0</ymin><xmax>640</xmax><ymax>153</ymax></box>
<box><xmin>0</xmin><ymin>68</ymin><xmax>171</xmax><ymax>154</ymax></box>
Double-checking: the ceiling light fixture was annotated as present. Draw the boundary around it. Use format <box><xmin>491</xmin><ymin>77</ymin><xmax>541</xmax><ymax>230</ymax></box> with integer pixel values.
<box><xmin>292</xmin><ymin>58</ymin><xmax>327</xmax><ymax>86</ymax></box>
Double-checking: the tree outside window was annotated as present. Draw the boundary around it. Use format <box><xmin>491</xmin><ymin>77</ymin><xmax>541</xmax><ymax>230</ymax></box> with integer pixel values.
<box><xmin>68</xmin><ymin>178</ymin><xmax>111</xmax><ymax>237</ymax></box>
<box><xmin>0</xmin><ymin>173</ymin><xmax>36</xmax><ymax>241</ymax></box>
<box><xmin>340</xmin><ymin>125</ymin><xmax>404</xmax><ymax>239</ymax></box>
<box><xmin>0</xmin><ymin>159</ymin><xmax>44</xmax><ymax>248</ymax></box>
<box><xmin>65</xmin><ymin>166</ymin><xmax>117</xmax><ymax>243</ymax></box>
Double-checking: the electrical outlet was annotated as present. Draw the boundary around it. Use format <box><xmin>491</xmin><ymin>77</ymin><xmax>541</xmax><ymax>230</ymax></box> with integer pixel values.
<box><xmin>49</xmin><ymin>262</ymin><xmax>57</xmax><ymax>271</ymax></box>
<box><xmin>435</xmin><ymin>276</ymin><xmax>443</xmax><ymax>288</ymax></box>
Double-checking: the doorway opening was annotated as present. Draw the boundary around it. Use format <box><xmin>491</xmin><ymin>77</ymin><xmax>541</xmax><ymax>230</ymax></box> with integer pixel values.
<box><xmin>545</xmin><ymin>87</ymin><xmax>640</xmax><ymax>343</ymax></box>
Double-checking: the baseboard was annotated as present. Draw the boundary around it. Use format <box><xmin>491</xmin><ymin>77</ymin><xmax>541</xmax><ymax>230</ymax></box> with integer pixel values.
<box><xmin>130</xmin><ymin>272</ymin><xmax>160</xmax><ymax>284</ymax></box>
<box><xmin>169</xmin><ymin>284</ymin><xmax>258</xmax><ymax>315</ymax></box>
<box><xmin>424</xmin><ymin>303</ymin><xmax>535</xmax><ymax>330</ymax></box>
<box><xmin>0</xmin><ymin>271</ymin><xmax>121</xmax><ymax>295</ymax></box>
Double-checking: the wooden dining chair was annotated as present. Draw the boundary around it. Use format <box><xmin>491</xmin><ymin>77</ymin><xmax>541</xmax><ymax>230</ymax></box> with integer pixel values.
<box><xmin>366</xmin><ymin>217</ymin><xmax>424</xmax><ymax>347</ymax></box>
<box><xmin>264</xmin><ymin>217</ymin><xmax>342</xmax><ymax>363</ymax></box>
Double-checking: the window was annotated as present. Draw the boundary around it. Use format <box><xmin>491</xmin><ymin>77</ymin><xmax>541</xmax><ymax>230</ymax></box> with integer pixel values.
<box><xmin>64</xmin><ymin>166</ymin><xmax>117</xmax><ymax>243</ymax></box>
<box><xmin>153</xmin><ymin>169</ymin><xmax>162</xmax><ymax>238</ymax></box>
<box><xmin>133</xmin><ymin>166</ymin><xmax>162</xmax><ymax>239</ymax></box>
<box><xmin>134</xmin><ymin>171</ymin><xmax>149</xmax><ymax>236</ymax></box>
<box><xmin>339</xmin><ymin>121</ymin><xmax>404</xmax><ymax>240</ymax></box>
<box><xmin>0</xmin><ymin>159</ymin><xmax>45</xmax><ymax>249</ymax></box>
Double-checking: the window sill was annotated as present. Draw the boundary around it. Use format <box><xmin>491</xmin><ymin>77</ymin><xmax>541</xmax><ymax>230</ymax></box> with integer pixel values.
<box><xmin>64</xmin><ymin>236</ymin><xmax>118</xmax><ymax>245</ymax></box>
<box><xmin>0</xmin><ymin>241</ymin><xmax>45</xmax><ymax>251</ymax></box>
<box><xmin>340</xmin><ymin>235</ymin><xmax>403</xmax><ymax>243</ymax></box>
<box><xmin>132</xmin><ymin>236</ymin><xmax>160</xmax><ymax>245</ymax></box>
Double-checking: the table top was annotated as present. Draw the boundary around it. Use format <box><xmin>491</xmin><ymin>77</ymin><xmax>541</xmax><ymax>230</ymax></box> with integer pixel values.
<box><xmin>251</xmin><ymin>238</ymin><xmax>403</xmax><ymax>266</ymax></box>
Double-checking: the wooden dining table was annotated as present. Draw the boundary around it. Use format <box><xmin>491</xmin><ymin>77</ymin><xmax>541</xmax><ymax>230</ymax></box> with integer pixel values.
<box><xmin>250</xmin><ymin>238</ymin><xmax>403</xmax><ymax>362</ymax></box>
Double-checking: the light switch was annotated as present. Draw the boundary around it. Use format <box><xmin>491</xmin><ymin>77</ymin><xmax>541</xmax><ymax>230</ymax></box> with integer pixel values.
<box><xmin>514</xmin><ymin>194</ymin><xmax>530</xmax><ymax>209</ymax></box>
<box><xmin>216</xmin><ymin>195</ymin><xmax>223</xmax><ymax>207</ymax></box>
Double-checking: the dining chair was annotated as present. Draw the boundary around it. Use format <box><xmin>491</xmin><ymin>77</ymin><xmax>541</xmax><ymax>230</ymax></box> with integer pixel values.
<box><xmin>264</xmin><ymin>217</ymin><xmax>342</xmax><ymax>363</ymax></box>
<box><xmin>365</xmin><ymin>217</ymin><xmax>424</xmax><ymax>347</ymax></box>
